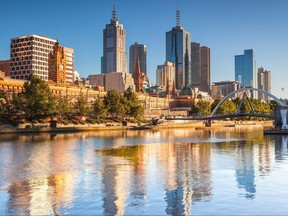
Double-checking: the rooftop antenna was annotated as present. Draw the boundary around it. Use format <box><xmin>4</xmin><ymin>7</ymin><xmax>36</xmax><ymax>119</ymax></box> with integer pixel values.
<box><xmin>176</xmin><ymin>0</ymin><xmax>180</xmax><ymax>26</ymax></box>
<box><xmin>112</xmin><ymin>2</ymin><xmax>118</xmax><ymax>21</ymax></box>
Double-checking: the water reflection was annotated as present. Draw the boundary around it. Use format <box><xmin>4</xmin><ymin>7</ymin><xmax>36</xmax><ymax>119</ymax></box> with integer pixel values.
<box><xmin>1</xmin><ymin>129</ymin><xmax>288</xmax><ymax>215</ymax></box>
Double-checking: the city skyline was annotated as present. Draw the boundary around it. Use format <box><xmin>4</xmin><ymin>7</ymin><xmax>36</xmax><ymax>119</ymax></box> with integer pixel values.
<box><xmin>1</xmin><ymin>0</ymin><xmax>288</xmax><ymax>98</ymax></box>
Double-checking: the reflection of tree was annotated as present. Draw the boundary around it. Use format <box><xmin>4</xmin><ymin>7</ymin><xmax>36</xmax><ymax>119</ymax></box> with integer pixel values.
<box><xmin>274</xmin><ymin>136</ymin><xmax>288</xmax><ymax>161</ymax></box>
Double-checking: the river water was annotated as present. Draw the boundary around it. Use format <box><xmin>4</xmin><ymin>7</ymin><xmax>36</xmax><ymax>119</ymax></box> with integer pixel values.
<box><xmin>0</xmin><ymin>127</ymin><xmax>287</xmax><ymax>215</ymax></box>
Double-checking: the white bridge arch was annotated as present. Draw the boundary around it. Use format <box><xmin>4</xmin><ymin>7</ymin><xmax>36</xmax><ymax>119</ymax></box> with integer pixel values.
<box><xmin>209</xmin><ymin>88</ymin><xmax>286</xmax><ymax>117</ymax></box>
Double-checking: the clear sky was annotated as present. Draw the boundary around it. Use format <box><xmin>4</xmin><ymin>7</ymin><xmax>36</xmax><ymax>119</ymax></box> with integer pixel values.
<box><xmin>1</xmin><ymin>0</ymin><xmax>288</xmax><ymax>98</ymax></box>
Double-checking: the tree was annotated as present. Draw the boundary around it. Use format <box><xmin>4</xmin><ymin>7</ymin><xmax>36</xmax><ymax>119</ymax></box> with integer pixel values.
<box><xmin>73</xmin><ymin>92</ymin><xmax>91</xmax><ymax>117</ymax></box>
<box><xmin>189</xmin><ymin>100</ymin><xmax>211</xmax><ymax>117</ymax></box>
<box><xmin>104</xmin><ymin>90</ymin><xmax>126</xmax><ymax>119</ymax></box>
<box><xmin>91</xmin><ymin>97</ymin><xmax>106</xmax><ymax>120</ymax></box>
<box><xmin>123</xmin><ymin>88</ymin><xmax>144</xmax><ymax>119</ymax></box>
<box><xmin>20</xmin><ymin>76</ymin><xmax>56</xmax><ymax>121</ymax></box>
<box><xmin>56</xmin><ymin>95</ymin><xmax>73</xmax><ymax>119</ymax></box>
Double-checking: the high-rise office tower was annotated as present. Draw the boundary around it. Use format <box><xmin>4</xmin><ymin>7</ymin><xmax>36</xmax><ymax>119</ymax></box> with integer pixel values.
<box><xmin>48</xmin><ymin>42</ymin><xmax>66</xmax><ymax>85</ymax></box>
<box><xmin>257</xmin><ymin>67</ymin><xmax>271</xmax><ymax>101</ymax></box>
<box><xmin>200</xmin><ymin>46</ymin><xmax>211</xmax><ymax>93</ymax></box>
<box><xmin>235</xmin><ymin>49</ymin><xmax>256</xmax><ymax>88</ymax></box>
<box><xmin>103</xmin><ymin>5</ymin><xmax>126</xmax><ymax>74</ymax></box>
<box><xmin>191</xmin><ymin>42</ymin><xmax>200</xmax><ymax>89</ymax></box>
<box><xmin>129</xmin><ymin>42</ymin><xmax>147</xmax><ymax>75</ymax></box>
<box><xmin>10</xmin><ymin>34</ymin><xmax>56</xmax><ymax>80</ymax></box>
<box><xmin>166</xmin><ymin>9</ymin><xmax>191</xmax><ymax>90</ymax></box>
<box><xmin>63</xmin><ymin>47</ymin><xmax>74</xmax><ymax>84</ymax></box>
<box><xmin>156</xmin><ymin>61</ymin><xmax>175</xmax><ymax>91</ymax></box>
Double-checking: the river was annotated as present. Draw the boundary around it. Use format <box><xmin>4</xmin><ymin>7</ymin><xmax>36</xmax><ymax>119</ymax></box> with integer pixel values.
<box><xmin>0</xmin><ymin>127</ymin><xmax>287</xmax><ymax>215</ymax></box>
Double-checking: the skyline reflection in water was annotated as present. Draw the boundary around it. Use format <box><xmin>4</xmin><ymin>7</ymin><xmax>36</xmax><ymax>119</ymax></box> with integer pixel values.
<box><xmin>0</xmin><ymin>128</ymin><xmax>288</xmax><ymax>215</ymax></box>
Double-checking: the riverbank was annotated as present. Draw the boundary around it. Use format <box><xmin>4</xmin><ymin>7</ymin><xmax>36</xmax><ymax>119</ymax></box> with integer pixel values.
<box><xmin>0</xmin><ymin>120</ymin><xmax>273</xmax><ymax>134</ymax></box>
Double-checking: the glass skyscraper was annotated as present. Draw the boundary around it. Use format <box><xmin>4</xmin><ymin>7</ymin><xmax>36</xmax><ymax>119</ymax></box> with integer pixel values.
<box><xmin>235</xmin><ymin>49</ymin><xmax>256</xmax><ymax>88</ymax></box>
<box><xmin>166</xmin><ymin>10</ymin><xmax>191</xmax><ymax>90</ymax></box>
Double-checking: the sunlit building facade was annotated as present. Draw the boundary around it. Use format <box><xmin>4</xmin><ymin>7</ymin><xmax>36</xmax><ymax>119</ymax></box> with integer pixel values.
<box><xmin>10</xmin><ymin>34</ymin><xmax>56</xmax><ymax>81</ymax></box>
<box><xmin>257</xmin><ymin>67</ymin><xmax>271</xmax><ymax>101</ymax></box>
<box><xmin>103</xmin><ymin>5</ymin><xmax>126</xmax><ymax>74</ymax></box>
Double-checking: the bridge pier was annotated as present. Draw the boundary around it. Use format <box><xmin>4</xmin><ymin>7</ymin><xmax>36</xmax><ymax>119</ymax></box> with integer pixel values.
<box><xmin>204</xmin><ymin>119</ymin><xmax>212</xmax><ymax>127</ymax></box>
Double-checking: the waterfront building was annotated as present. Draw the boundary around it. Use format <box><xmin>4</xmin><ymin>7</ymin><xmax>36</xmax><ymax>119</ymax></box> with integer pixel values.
<box><xmin>0</xmin><ymin>60</ymin><xmax>10</xmax><ymax>77</ymax></box>
<box><xmin>63</xmin><ymin>47</ymin><xmax>74</xmax><ymax>84</ymax></box>
<box><xmin>129</xmin><ymin>42</ymin><xmax>147</xmax><ymax>75</ymax></box>
<box><xmin>103</xmin><ymin>5</ymin><xmax>126</xmax><ymax>74</ymax></box>
<box><xmin>48</xmin><ymin>42</ymin><xmax>66</xmax><ymax>85</ymax></box>
<box><xmin>211</xmin><ymin>81</ymin><xmax>241</xmax><ymax>99</ymax></box>
<box><xmin>200</xmin><ymin>46</ymin><xmax>211</xmax><ymax>93</ymax></box>
<box><xmin>235</xmin><ymin>49</ymin><xmax>256</xmax><ymax>88</ymax></box>
<box><xmin>10</xmin><ymin>34</ymin><xmax>57</xmax><ymax>81</ymax></box>
<box><xmin>191</xmin><ymin>42</ymin><xmax>200</xmax><ymax>89</ymax></box>
<box><xmin>258</xmin><ymin>67</ymin><xmax>271</xmax><ymax>101</ymax></box>
<box><xmin>156</xmin><ymin>61</ymin><xmax>175</xmax><ymax>95</ymax></box>
<box><xmin>166</xmin><ymin>9</ymin><xmax>191</xmax><ymax>90</ymax></box>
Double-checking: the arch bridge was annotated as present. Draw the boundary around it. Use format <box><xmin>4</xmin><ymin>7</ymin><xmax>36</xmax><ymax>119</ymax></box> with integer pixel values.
<box><xmin>165</xmin><ymin>88</ymin><xmax>286</xmax><ymax>125</ymax></box>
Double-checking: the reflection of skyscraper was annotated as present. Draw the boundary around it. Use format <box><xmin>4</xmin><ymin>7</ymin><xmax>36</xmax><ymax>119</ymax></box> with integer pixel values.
<box><xmin>164</xmin><ymin>143</ymin><xmax>212</xmax><ymax>215</ymax></box>
<box><xmin>235</xmin><ymin>145</ymin><xmax>256</xmax><ymax>199</ymax></box>
<box><xmin>166</xmin><ymin>9</ymin><xmax>191</xmax><ymax>89</ymax></box>
<box><xmin>103</xmin><ymin>5</ymin><xmax>126</xmax><ymax>74</ymax></box>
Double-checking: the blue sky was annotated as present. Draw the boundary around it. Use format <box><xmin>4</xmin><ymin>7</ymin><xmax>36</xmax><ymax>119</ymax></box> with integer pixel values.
<box><xmin>1</xmin><ymin>0</ymin><xmax>288</xmax><ymax>98</ymax></box>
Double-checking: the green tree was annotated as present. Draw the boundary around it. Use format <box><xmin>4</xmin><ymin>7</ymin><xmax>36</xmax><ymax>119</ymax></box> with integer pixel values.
<box><xmin>20</xmin><ymin>76</ymin><xmax>56</xmax><ymax>121</ymax></box>
<box><xmin>189</xmin><ymin>100</ymin><xmax>211</xmax><ymax>117</ymax></box>
<box><xmin>73</xmin><ymin>92</ymin><xmax>91</xmax><ymax>117</ymax></box>
<box><xmin>91</xmin><ymin>97</ymin><xmax>106</xmax><ymax>120</ymax></box>
<box><xmin>104</xmin><ymin>90</ymin><xmax>126</xmax><ymax>119</ymax></box>
<box><xmin>123</xmin><ymin>88</ymin><xmax>144</xmax><ymax>119</ymax></box>
<box><xmin>56</xmin><ymin>95</ymin><xmax>73</xmax><ymax>119</ymax></box>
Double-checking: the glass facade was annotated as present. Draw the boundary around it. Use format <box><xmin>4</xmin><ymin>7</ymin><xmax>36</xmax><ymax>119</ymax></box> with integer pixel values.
<box><xmin>166</xmin><ymin>26</ymin><xmax>191</xmax><ymax>90</ymax></box>
<box><xmin>235</xmin><ymin>49</ymin><xmax>255</xmax><ymax>88</ymax></box>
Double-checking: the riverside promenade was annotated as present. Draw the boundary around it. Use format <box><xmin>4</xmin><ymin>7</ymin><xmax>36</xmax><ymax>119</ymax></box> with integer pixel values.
<box><xmin>0</xmin><ymin>120</ymin><xmax>273</xmax><ymax>134</ymax></box>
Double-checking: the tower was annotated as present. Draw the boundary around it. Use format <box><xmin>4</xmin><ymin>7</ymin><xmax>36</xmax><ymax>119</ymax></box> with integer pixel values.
<box><xmin>257</xmin><ymin>67</ymin><xmax>271</xmax><ymax>101</ymax></box>
<box><xmin>129</xmin><ymin>42</ymin><xmax>147</xmax><ymax>75</ymax></box>
<box><xmin>48</xmin><ymin>42</ymin><xmax>66</xmax><ymax>85</ymax></box>
<box><xmin>235</xmin><ymin>49</ymin><xmax>256</xmax><ymax>88</ymax></box>
<box><xmin>166</xmin><ymin>9</ymin><xmax>191</xmax><ymax>90</ymax></box>
<box><xmin>200</xmin><ymin>46</ymin><xmax>211</xmax><ymax>93</ymax></box>
<box><xmin>103</xmin><ymin>5</ymin><xmax>126</xmax><ymax>74</ymax></box>
<box><xmin>132</xmin><ymin>57</ymin><xmax>145</xmax><ymax>92</ymax></box>
<box><xmin>191</xmin><ymin>42</ymin><xmax>201</xmax><ymax>89</ymax></box>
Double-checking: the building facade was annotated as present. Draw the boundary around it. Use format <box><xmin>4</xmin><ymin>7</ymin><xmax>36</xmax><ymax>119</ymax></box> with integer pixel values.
<box><xmin>156</xmin><ymin>61</ymin><xmax>175</xmax><ymax>93</ymax></box>
<box><xmin>63</xmin><ymin>47</ymin><xmax>74</xmax><ymax>84</ymax></box>
<box><xmin>103</xmin><ymin>5</ymin><xmax>126</xmax><ymax>74</ymax></box>
<box><xmin>10</xmin><ymin>34</ymin><xmax>57</xmax><ymax>81</ymax></box>
<box><xmin>200</xmin><ymin>46</ymin><xmax>211</xmax><ymax>93</ymax></box>
<box><xmin>257</xmin><ymin>67</ymin><xmax>271</xmax><ymax>101</ymax></box>
<box><xmin>0</xmin><ymin>60</ymin><xmax>10</xmax><ymax>77</ymax></box>
<box><xmin>166</xmin><ymin>10</ymin><xmax>191</xmax><ymax>90</ymax></box>
<box><xmin>211</xmin><ymin>81</ymin><xmax>241</xmax><ymax>99</ymax></box>
<box><xmin>48</xmin><ymin>42</ymin><xmax>66</xmax><ymax>85</ymax></box>
<box><xmin>191</xmin><ymin>42</ymin><xmax>200</xmax><ymax>89</ymax></box>
<box><xmin>129</xmin><ymin>42</ymin><xmax>147</xmax><ymax>75</ymax></box>
<box><xmin>235</xmin><ymin>49</ymin><xmax>256</xmax><ymax>88</ymax></box>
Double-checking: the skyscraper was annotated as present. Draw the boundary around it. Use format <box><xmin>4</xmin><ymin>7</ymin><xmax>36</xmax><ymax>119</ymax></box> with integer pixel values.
<box><xmin>129</xmin><ymin>42</ymin><xmax>147</xmax><ymax>75</ymax></box>
<box><xmin>191</xmin><ymin>42</ymin><xmax>200</xmax><ymax>89</ymax></box>
<box><xmin>10</xmin><ymin>34</ymin><xmax>56</xmax><ymax>80</ymax></box>
<box><xmin>235</xmin><ymin>49</ymin><xmax>256</xmax><ymax>88</ymax></box>
<box><xmin>166</xmin><ymin>9</ymin><xmax>191</xmax><ymax>90</ymax></box>
<box><xmin>200</xmin><ymin>46</ymin><xmax>211</xmax><ymax>93</ymax></box>
<box><xmin>103</xmin><ymin>5</ymin><xmax>126</xmax><ymax>74</ymax></box>
<box><xmin>257</xmin><ymin>67</ymin><xmax>271</xmax><ymax>101</ymax></box>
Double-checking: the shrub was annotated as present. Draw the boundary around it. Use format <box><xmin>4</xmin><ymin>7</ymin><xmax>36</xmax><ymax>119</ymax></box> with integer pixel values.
<box><xmin>70</xmin><ymin>119</ymin><xmax>79</xmax><ymax>125</ymax></box>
